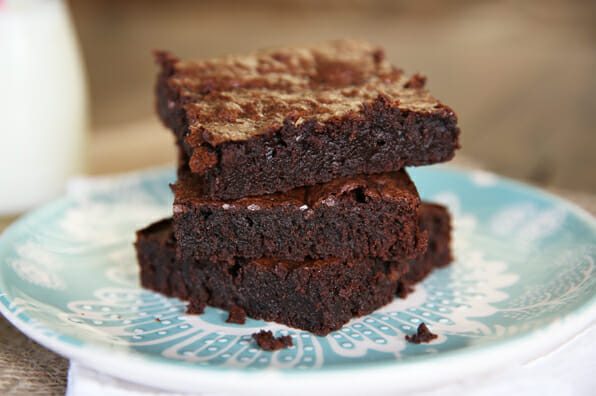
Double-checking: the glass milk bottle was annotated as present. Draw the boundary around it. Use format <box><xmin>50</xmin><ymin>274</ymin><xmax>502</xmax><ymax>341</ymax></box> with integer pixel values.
<box><xmin>0</xmin><ymin>0</ymin><xmax>88</xmax><ymax>214</ymax></box>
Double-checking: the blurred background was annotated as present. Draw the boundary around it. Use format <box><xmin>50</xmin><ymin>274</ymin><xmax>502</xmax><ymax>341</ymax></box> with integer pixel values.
<box><xmin>68</xmin><ymin>0</ymin><xmax>595</xmax><ymax>191</ymax></box>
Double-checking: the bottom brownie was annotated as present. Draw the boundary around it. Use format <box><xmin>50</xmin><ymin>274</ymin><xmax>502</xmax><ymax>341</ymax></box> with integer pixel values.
<box><xmin>135</xmin><ymin>203</ymin><xmax>452</xmax><ymax>335</ymax></box>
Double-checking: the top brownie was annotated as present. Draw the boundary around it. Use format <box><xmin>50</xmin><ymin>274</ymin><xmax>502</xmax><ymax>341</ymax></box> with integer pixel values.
<box><xmin>157</xmin><ymin>39</ymin><xmax>460</xmax><ymax>200</ymax></box>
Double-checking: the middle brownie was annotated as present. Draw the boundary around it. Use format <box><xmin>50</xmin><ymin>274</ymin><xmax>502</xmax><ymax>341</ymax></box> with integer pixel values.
<box><xmin>172</xmin><ymin>166</ymin><xmax>426</xmax><ymax>262</ymax></box>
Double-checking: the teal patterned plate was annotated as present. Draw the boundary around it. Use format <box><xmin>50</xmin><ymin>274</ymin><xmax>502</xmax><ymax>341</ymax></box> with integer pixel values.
<box><xmin>1</xmin><ymin>167</ymin><xmax>595</xmax><ymax>395</ymax></box>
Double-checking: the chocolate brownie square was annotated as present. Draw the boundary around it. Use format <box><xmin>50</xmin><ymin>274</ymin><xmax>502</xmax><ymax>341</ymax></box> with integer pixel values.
<box><xmin>172</xmin><ymin>165</ymin><xmax>426</xmax><ymax>262</ymax></box>
<box><xmin>135</xmin><ymin>203</ymin><xmax>452</xmax><ymax>335</ymax></box>
<box><xmin>156</xmin><ymin>40</ymin><xmax>460</xmax><ymax>199</ymax></box>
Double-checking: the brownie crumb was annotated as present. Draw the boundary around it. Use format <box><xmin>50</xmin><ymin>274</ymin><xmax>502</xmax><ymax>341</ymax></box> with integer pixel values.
<box><xmin>405</xmin><ymin>323</ymin><xmax>438</xmax><ymax>344</ymax></box>
<box><xmin>252</xmin><ymin>330</ymin><xmax>293</xmax><ymax>351</ymax></box>
<box><xmin>186</xmin><ymin>296</ymin><xmax>206</xmax><ymax>314</ymax></box>
<box><xmin>226</xmin><ymin>305</ymin><xmax>247</xmax><ymax>324</ymax></box>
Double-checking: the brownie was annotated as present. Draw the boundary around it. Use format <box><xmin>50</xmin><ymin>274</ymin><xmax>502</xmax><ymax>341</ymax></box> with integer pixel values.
<box><xmin>156</xmin><ymin>40</ymin><xmax>461</xmax><ymax>199</ymax></box>
<box><xmin>134</xmin><ymin>203</ymin><xmax>452</xmax><ymax>336</ymax></box>
<box><xmin>397</xmin><ymin>203</ymin><xmax>452</xmax><ymax>297</ymax></box>
<box><xmin>172</xmin><ymin>165</ymin><xmax>426</xmax><ymax>262</ymax></box>
<box><xmin>252</xmin><ymin>330</ymin><xmax>293</xmax><ymax>351</ymax></box>
<box><xmin>405</xmin><ymin>323</ymin><xmax>438</xmax><ymax>344</ymax></box>
<box><xmin>136</xmin><ymin>218</ymin><xmax>408</xmax><ymax>335</ymax></box>
<box><xmin>226</xmin><ymin>305</ymin><xmax>247</xmax><ymax>324</ymax></box>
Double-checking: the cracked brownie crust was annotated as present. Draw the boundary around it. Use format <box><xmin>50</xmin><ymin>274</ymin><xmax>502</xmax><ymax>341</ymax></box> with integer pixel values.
<box><xmin>156</xmin><ymin>40</ymin><xmax>460</xmax><ymax>199</ymax></box>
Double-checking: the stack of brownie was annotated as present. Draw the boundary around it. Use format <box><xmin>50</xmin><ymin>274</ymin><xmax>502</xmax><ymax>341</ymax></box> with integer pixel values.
<box><xmin>135</xmin><ymin>40</ymin><xmax>460</xmax><ymax>336</ymax></box>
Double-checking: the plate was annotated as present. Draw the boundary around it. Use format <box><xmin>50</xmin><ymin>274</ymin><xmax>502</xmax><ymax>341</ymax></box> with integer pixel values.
<box><xmin>1</xmin><ymin>166</ymin><xmax>595</xmax><ymax>395</ymax></box>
